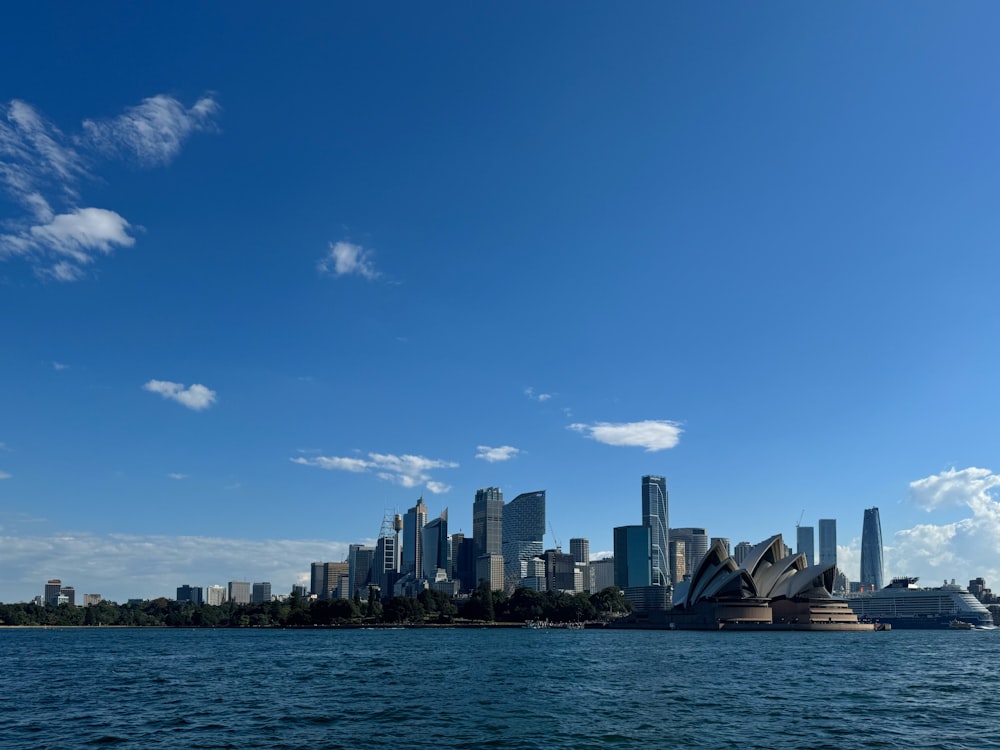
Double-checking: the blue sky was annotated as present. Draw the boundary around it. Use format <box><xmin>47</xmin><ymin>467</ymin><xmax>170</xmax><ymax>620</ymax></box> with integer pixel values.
<box><xmin>3</xmin><ymin>4</ymin><xmax>1000</xmax><ymax>602</ymax></box>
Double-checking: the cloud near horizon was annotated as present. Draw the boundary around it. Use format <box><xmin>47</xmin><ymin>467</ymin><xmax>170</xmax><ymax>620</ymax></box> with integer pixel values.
<box><xmin>143</xmin><ymin>380</ymin><xmax>217</xmax><ymax>411</ymax></box>
<box><xmin>568</xmin><ymin>419</ymin><xmax>683</xmax><ymax>452</ymax></box>
<box><xmin>475</xmin><ymin>445</ymin><xmax>520</xmax><ymax>463</ymax></box>
<box><xmin>292</xmin><ymin>451</ymin><xmax>457</xmax><ymax>493</ymax></box>
<box><xmin>0</xmin><ymin>532</ymin><xmax>353</xmax><ymax>604</ymax></box>
<box><xmin>0</xmin><ymin>94</ymin><xmax>219</xmax><ymax>281</ymax></box>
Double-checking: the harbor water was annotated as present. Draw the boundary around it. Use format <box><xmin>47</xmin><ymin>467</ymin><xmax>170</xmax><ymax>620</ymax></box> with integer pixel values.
<box><xmin>1</xmin><ymin>627</ymin><xmax>998</xmax><ymax>749</ymax></box>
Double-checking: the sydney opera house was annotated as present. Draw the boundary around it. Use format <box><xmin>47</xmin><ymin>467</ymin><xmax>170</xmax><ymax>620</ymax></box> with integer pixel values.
<box><xmin>621</xmin><ymin>534</ymin><xmax>874</xmax><ymax>631</ymax></box>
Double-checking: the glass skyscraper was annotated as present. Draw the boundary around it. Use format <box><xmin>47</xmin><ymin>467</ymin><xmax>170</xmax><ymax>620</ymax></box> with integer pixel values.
<box><xmin>613</xmin><ymin>525</ymin><xmax>652</xmax><ymax>589</ymax></box>
<box><xmin>402</xmin><ymin>496</ymin><xmax>428</xmax><ymax>576</ymax></box>
<box><xmin>818</xmin><ymin>519</ymin><xmax>837</xmax><ymax>567</ymax></box>
<box><xmin>501</xmin><ymin>490</ymin><xmax>545</xmax><ymax>591</ymax></box>
<box><xmin>796</xmin><ymin>525</ymin><xmax>815</xmax><ymax>566</ymax></box>
<box><xmin>473</xmin><ymin>487</ymin><xmax>504</xmax><ymax>558</ymax></box>
<box><xmin>642</xmin><ymin>475</ymin><xmax>669</xmax><ymax>587</ymax></box>
<box><xmin>860</xmin><ymin>507</ymin><xmax>884</xmax><ymax>590</ymax></box>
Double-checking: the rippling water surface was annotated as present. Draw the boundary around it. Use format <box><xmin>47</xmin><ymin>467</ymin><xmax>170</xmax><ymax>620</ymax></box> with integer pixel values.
<box><xmin>1</xmin><ymin>627</ymin><xmax>998</xmax><ymax>749</ymax></box>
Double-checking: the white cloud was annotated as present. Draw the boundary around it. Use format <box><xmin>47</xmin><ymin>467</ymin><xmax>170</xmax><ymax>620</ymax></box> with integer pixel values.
<box><xmin>0</xmin><ymin>471</ymin><xmax>10</xmax><ymax>480</ymax></box>
<box><xmin>0</xmin><ymin>95</ymin><xmax>218</xmax><ymax>281</ymax></box>
<box><xmin>52</xmin><ymin>361</ymin><xmax>69</xmax><ymax>371</ymax></box>
<box><xmin>524</xmin><ymin>387</ymin><xmax>553</xmax><ymax>402</ymax></box>
<box><xmin>143</xmin><ymin>380</ymin><xmax>217</xmax><ymax>411</ymax></box>
<box><xmin>167</xmin><ymin>473</ymin><xmax>187</xmax><ymax>480</ymax></box>
<box><xmin>568</xmin><ymin>419</ymin><xmax>683</xmax><ymax>452</ymax></box>
<box><xmin>81</xmin><ymin>94</ymin><xmax>220</xmax><ymax>167</ymax></box>
<box><xmin>908</xmin><ymin>466</ymin><xmax>1000</xmax><ymax>512</ymax></box>
<box><xmin>317</xmin><ymin>241</ymin><xmax>380</xmax><ymax>280</ymax></box>
<box><xmin>476</xmin><ymin>445</ymin><xmax>521</xmax><ymax>463</ymax></box>
<box><xmin>0</xmin><ymin>532</ymin><xmax>351</xmax><ymax>603</ymax></box>
<box><xmin>292</xmin><ymin>451</ymin><xmax>458</xmax><ymax>493</ymax></box>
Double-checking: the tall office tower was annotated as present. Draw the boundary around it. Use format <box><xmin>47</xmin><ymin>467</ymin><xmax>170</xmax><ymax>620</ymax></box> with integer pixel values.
<box><xmin>452</xmin><ymin>535</ymin><xmax>476</xmax><ymax>592</ymax></box>
<box><xmin>59</xmin><ymin>586</ymin><xmax>76</xmax><ymax>606</ymax></box>
<box><xmin>668</xmin><ymin>539</ymin><xmax>686</xmax><ymax>583</ymax></box>
<box><xmin>473</xmin><ymin>487</ymin><xmax>504</xmax><ymax>559</ymax></box>
<box><xmin>228</xmin><ymin>581</ymin><xmax>251</xmax><ymax>605</ymax></box>
<box><xmin>402</xmin><ymin>496</ymin><xmax>428</xmax><ymax>576</ymax></box>
<box><xmin>82</xmin><ymin>594</ymin><xmax>102</xmax><ymax>607</ymax></box>
<box><xmin>669</xmin><ymin>527</ymin><xmax>709</xmax><ymax>577</ymax></box>
<box><xmin>570</xmin><ymin>537</ymin><xmax>590</xmax><ymax>592</ymax></box>
<box><xmin>475</xmin><ymin>553</ymin><xmax>505</xmax><ymax>591</ymax></box>
<box><xmin>860</xmin><ymin>507</ymin><xmax>884</xmax><ymax>590</ymax></box>
<box><xmin>710</xmin><ymin>537</ymin><xmax>731</xmax><ymax>556</ymax></box>
<box><xmin>590</xmin><ymin>557</ymin><xmax>615</xmax><ymax>592</ymax></box>
<box><xmin>176</xmin><ymin>585</ymin><xmax>204</xmax><ymax>605</ymax></box>
<box><xmin>613</xmin><ymin>525</ymin><xmax>652</xmax><ymax>589</ymax></box>
<box><xmin>543</xmin><ymin>548</ymin><xmax>578</xmax><ymax>592</ymax></box>
<box><xmin>642</xmin><ymin>475</ymin><xmax>669</xmax><ymax>587</ymax></box>
<box><xmin>206</xmin><ymin>585</ymin><xmax>227</xmax><ymax>605</ymax></box>
<box><xmin>450</xmin><ymin>533</ymin><xmax>465</xmax><ymax>580</ymax></box>
<box><xmin>373</xmin><ymin>512</ymin><xmax>401</xmax><ymax>597</ymax></box>
<box><xmin>796</xmin><ymin>526</ymin><xmax>815</xmax><ymax>566</ymax></box>
<box><xmin>422</xmin><ymin>509</ymin><xmax>449</xmax><ymax>581</ymax></box>
<box><xmin>44</xmin><ymin>579</ymin><xmax>62</xmax><ymax>606</ymax></box>
<box><xmin>501</xmin><ymin>490</ymin><xmax>545</xmax><ymax>591</ymax></box>
<box><xmin>291</xmin><ymin>584</ymin><xmax>309</xmax><ymax>598</ymax></box>
<box><xmin>252</xmin><ymin>582</ymin><xmax>271</xmax><ymax>604</ymax></box>
<box><xmin>348</xmin><ymin>544</ymin><xmax>375</xmax><ymax>598</ymax></box>
<box><xmin>818</xmin><ymin>519</ymin><xmax>837</xmax><ymax>567</ymax></box>
<box><xmin>733</xmin><ymin>541</ymin><xmax>753</xmax><ymax>566</ymax></box>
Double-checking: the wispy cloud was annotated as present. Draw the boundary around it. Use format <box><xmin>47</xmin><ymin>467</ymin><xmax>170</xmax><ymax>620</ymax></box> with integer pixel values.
<box><xmin>568</xmin><ymin>419</ymin><xmax>683</xmax><ymax>452</ymax></box>
<box><xmin>524</xmin><ymin>387</ymin><xmax>552</xmax><ymax>403</ymax></box>
<box><xmin>167</xmin><ymin>473</ymin><xmax>187</xmax><ymax>480</ymax></box>
<box><xmin>0</xmin><ymin>471</ymin><xmax>10</xmax><ymax>480</ymax></box>
<box><xmin>292</xmin><ymin>451</ymin><xmax>458</xmax><ymax>493</ymax></box>
<box><xmin>317</xmin><ymin>241</ymin><xmax>379</xmax><ymax>280</ymax></box>
<box><xmin>476</xmin><ymin>445</ymin><xmax>521</xmax><ymax>463</ymax></box>
<box><xmin>0</xmin><ymin>94</ymin><xmax>219</xmax><ymax>281</ymax></box>
<box><xmin>143</xmin><ymin>379</ymin><xmax>217</xmax><ymax>411</ymax></box>
<box><xmin>0</xmin><ymin>532</ymin><xmax>352</xmax><ymax>603</ymax></box>
<box><xmin>82</xmin><ymin>94</ymin><xmax>219</xmax><ymax>167</ymax></box>
<box><xmin>52</xmin><ymin>361</ymin><xmax>69</xmax><ymax>371</ymax></box>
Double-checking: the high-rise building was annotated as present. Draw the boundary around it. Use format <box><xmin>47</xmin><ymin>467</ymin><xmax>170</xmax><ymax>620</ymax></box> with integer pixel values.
<box><xmin>349</xmin><ymin>544</ymin><xmax>375</xmax><ymax>599</ymax></box>
<box><xmin>642</xmin><ymin>475</ymin><xmax>669</xmax><ymax>587</ymax></box>
<box><xmin>543</xmin><ymin>548</ymin><xmax>578</xmax><ymax>592</ymax></box>
<box><xmin>613</xmin><ymin>525</ymin><xmax>652</xmax><ymax>589</ymax></box>
<box><xmin>669</xmin><ymin>527</ymin><xmax>708</xmax><ymax>577</ymax></box>
<box><xmin>668</xmin><ymin>539</ymin><xmax>687</xmax><ymax>583</ymax></box>
<box><xmin>796</xmin><ymin>526</ymin><xmax>815</xmax><ymax>566</ymax></box>
<box><xmin>422</xmin><ymin>509</ymin><xmax>449</xmax><ymax>581</ymax></box>
<box><xmin>176</xmin><ymin>585</ymin><xmax>204</xmax><ymax>605</ymax></box>
<box><xmin>44</xmin><ymin>579</ymin><xmax>62</xmax><ymax>606</ymax></box>
<box><xmin>206</xmin><ymin>585</ymin><xmax>227</xmax><ymax>605</ymax></box>
<box><xmin>710</xmin><ymin>537</ymin><xmax>731</xmax><ymax>556</ymax></box>
<box><xmin>818</xmin><ymin>519</ymin><xmax>837</xmax><ymax>567</ymax></box>
<box><xmin>473</xmin><ymin>487</ymin><xmax>503</xmax><ymax>558</ymax></box>
<box><xmin>252</xmin><ymin>582</ymin><xmax>271</xmax><ymax>604</ymax></box>
<box><xmin>228</xmin><ymin>581</ymin><xmax>251</xmax><ymax>605</ymax></box>
<box><xmin>452</xmin><ymin>534</ymin><xmax>476</xmax><ymax>593</ymax></box>
<box><xmin>83</xmin><ymin>594</ymin><xmax>102</xmax><ymax>607</ymax></box>
<box><xmin>58</xmin><ymin>586</ymin><xmax>76</xmax><ymax>606</ymax></box>
<box><xmin>733</xmin><ymin>541</ymin><xmax>753</xmax><ymax>566</ymax></box>
<box><xmin>569</xmin><ymin>537</ymin><xmax>590</xmax><ymax>592</ymax></box>
<box><xmin>590</xmin><ymin>557</ymin><xmax>615</xmax><ymax>592</ymax></box>
<box><xmin>402</xmin><ymin>496</ymin><xmax>428</xmax><ymax>576</ymax></box>
<box><xmin>860</xmin><ymin>507</ymin><xmax>884</xmax><ymax>590</ymax></box>
<box><xmin>502</xmin><ymin>490</ymin><xmax>545</xmax><ymax>591</ymax></box>
<box><xmin>373</xmin><ymin>520</ymin><xmax>400</xmax><ymax>598</ymax></box>
<box><xmin>475</xmin><ymin>553</ymin><xmax>504</xmax><ymax>591</ymax></box>
<box><xmin>311</xmin><ymin>562</ymin><xmax>349</xmax><ymax>599</ymax></box>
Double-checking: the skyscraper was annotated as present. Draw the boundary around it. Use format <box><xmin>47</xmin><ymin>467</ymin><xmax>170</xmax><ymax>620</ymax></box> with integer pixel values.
<box><xmin>473</xmin><ymin>487</ymin><xmax>503</xmax><ymax>558</ymax></box>
<box><xmin>402</xmin><ymin>496</ymin><xmax>428</xmax><ymax>576</ymax></box>
<box><xmin>176</xmin><ymin>585</ymin><xmax>204</xmax><ymax>605</ymax></box>
<box><xmin>422</xmin><ymin>509</ymin><xmax>449</xmax><ymax>581</ymax></box>
<box><xmin>642</xmin><ymin>475</ymin><xmax>669</xmax><ymax>587</ymax></box>
<box><xmin>569</xmin><ymin>537</ymin><xmax>590</xmax><ymax>592</ymax></box>
<box><xmin>502</xmin><ymin>490</ymin><xmax>545</xmax><ymax>591</ymax></box>
<box><xmin>669</xmin><ymin>527</ymin><xmax>708</xmax><ymax>578</ymax></box>
<box><xmin>613</xmin><ymin>525</ymin><xmax>652</xmax><ymax>589</ymax></box>
<box><xmin>228</xmin><ymin>581</ymin><xmax>251</xmax><ymax>605</ymax></box>
<box><xmin>44</xmin><ymin>579</ymin><xmax>62</xmax><ymax>606</ymax></box>
<box><xmin>206</xmin><ymin>585</ymin><xmax>227</xmax><ymax>605</ymax></box>
<box><xmin>348</xmin><ymin>544</ymin><xmax>375</xmax><ymax>598</ymax></box>
<box><xmin>860</xmin><ymin>507</ymin><xmax>884</xmax><ymax>590</ymax></box>
<box><xmin>818</xmin><ymin>519</ymin><xmax>837</xmax><ymax>567</ymax></box>
<box><xmin>251</xmin><ymin>582</ymin><xmax>271</xmax><ymax>604</ymax></box>
<box><xmin>796</xmin><ymin>525</ymin><xmax>815</xmax><ymax>566</ymax></box>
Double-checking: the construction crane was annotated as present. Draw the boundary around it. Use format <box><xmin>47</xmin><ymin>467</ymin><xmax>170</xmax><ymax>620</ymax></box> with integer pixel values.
<box><xmin>549</xmin><ymin>522</ymin><xmax>561</xmax><ymax>551</ymax></box>
<box><xmin>795</xmin><ymin>509</ymin><xmax>804</xmax><ymax>529</ymax></box>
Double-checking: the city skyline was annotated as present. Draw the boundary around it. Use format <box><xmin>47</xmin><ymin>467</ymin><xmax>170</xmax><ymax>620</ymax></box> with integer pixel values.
<box><xmin>3</xmin><ymin>6</ymin><xmax>1000</xmax><ymax>603</ymax></box>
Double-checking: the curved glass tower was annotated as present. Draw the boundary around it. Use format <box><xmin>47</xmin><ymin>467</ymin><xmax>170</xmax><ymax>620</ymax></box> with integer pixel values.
<box><xmin>860</xmin><ymin>507</ymin><xmax>884</xmax><ymax>590</ymax></box>
<box><xmin>642</xmin><ymin>475</ymin><xmax>669</xmax><ymax>587</ymax></box>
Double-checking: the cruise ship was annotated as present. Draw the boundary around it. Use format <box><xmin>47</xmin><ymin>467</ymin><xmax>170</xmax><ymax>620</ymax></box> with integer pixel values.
<box><xmin>847</xmin><ymin>577</ymin><xmax>994</xmax><ymax>629</ymax></box>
